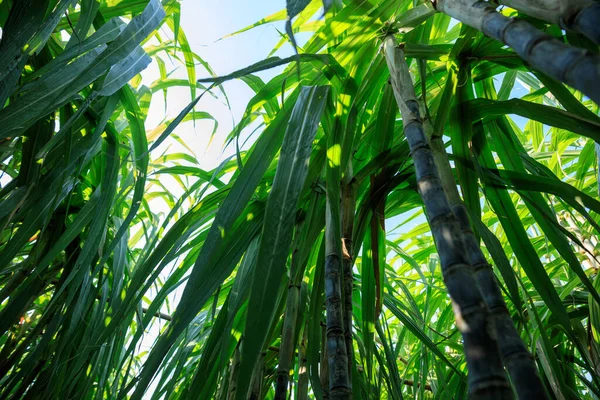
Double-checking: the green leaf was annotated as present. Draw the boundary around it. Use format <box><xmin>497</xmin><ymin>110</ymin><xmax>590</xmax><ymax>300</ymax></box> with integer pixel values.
<box><xmin>473</xmin><ymin>123</ymin><xmax>574</xmax><ymax>334</ymax></box>
<box><xmin>383</xmin><ymin>295</ymin><xmax>466</xmax><ymax>381</ymax></box>
<box><xmin>237</xmin><ymin>85</ymin><xmax>329</xmax><ymax>399</ymax></box>
<box><xmin>128</xmin><ymin>86</ymin><xmax>306</xmax><ymax>400</ymax></box>
<box><xmin>99</xmin><ymin>47</ymin><xmax>151</xmax><ymax>96</ymax></box>
<box><xmin>196</xmin><ymin>54</ymin><xmax>336</xmax><ymax>85</ymax></box>
<box><xmin>467</xmin><ymin>98</ymin><xmax>600</xmax><ymax>142</ymax></box>
<box><xmin>0</xmin><ymin>0</ymin><xmax>165</xmax><ymax>138</ymax></box>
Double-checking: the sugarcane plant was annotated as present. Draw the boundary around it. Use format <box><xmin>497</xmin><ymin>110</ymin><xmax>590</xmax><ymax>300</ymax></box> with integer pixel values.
<box><xmin>341</xmin><ymin>165</ymin><xmax>357</xmax><ymax>387</ymax></box>
<box><xmin>275</xmin><ymin>194</ymin><xmax>324</xmax><ymax>399</ymax></box>
<box><xmin>494</xmin><ymin>0</ymin><xmax>600</xmax><ymax>44</ymax></box>
<box><xmin>434</xmin><ymin>0</ymin><xmax>600</xmax><ymax>103</ymax></box>
<box><xmin>384</xmin><ymin>33</ymin><xmax>549</xmax><ymax>399</ymax></box>
<box><xmin>324</xmin><ymin>112</ymin><xmax>352</xmax><ymax>399</ymax></box>
<box><xmin>383</xmin><ymin>35</ymin><xmax>513</xmax><ymax>399</ymax></box>
<box><xmin>1</xmin><ymin>0</ymin><xmax>600</xmax><ymax>399</ymax></box>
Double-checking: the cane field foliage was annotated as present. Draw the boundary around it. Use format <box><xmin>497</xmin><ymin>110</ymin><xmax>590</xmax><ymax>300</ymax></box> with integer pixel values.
<box><xmin>0</xmin><ymin>0</ymin><xmax>599</xmax><ymax>399</ymax></box>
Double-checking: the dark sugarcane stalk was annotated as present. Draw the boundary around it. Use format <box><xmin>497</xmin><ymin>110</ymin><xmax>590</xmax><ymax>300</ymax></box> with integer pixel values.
<box><xmin>320</xmin><ymin>323</ymin><xmax>330</xmax><ymax>400</ymax></box>
<box><xmin>297</xmin><ymin>324</ymin><xmax>309</xmax><ymax>400</ymax></box>
<box><xmin>324</xmin><ymin>195</ymin><xmax>351</xmax><ymax>399</ymax></box>
<box><xmin>495</xmin><ymin>0</ymin><xmax>600</xmax><ymax>45</ymax></box>
<box><xmin>341</xmin><ymin>166</ymin><xmax>357</xmax><ymax>385</ymax></box>
<box><xmin>298</xmin><ymin>326</ymin><xmax>309</xmax><ymax>400</ymax></box>
<box><xmin>429</xmin><ymin>127</ymin><xmax>548</xmax><ymax>399</ymax></box>
<box><xmin>276</xmin><ymin>195</ymin><xmax>325</xmax><ymax>399</ymax></box>
<box><xmin>275</xmin><ymin>225</ymin><xmax>305</xmax><ymax>400</ymax></box>
<box><xmin>384</xmin><ymin>35</ymin><xmax>513</xmax><ymax>400</ymax></box>
<box><xmin>435</xmin><ymin>0</ymin><xmax>600</xmax><ymax>104</ymax></box>
<box><xmin>275</xmin><ymin>281</ymin><xmax>301</xmax><ymax>399</ymax></box>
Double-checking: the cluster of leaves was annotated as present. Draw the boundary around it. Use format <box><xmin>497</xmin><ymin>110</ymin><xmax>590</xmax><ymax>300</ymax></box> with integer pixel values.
<box><xmin>1</xmin><ymin>0</ymin><xmax>599</xmax><ymax>399</ymax></box>
<box><xmin>0</xmin><ymin>0</ymin><xmax>218</xmax><ymax>397</ymax></box>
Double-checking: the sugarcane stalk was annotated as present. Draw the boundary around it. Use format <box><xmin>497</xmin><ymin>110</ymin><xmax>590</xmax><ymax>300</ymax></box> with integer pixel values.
<box><xmin>275</xmin><ymin>281</ymin><xmax>301</xmax><ymax>399</ymax></box>
<box><xmin>435</xmin><ymin>0</ymin><xmax>600</xmax><ymax>104</ymax></box>
<box><xmin>324</xmin><ymin>195</ymin><xmax>351</xmax><ymax>399</ymax></box>
<box><xmin>274</xmin><ymin>230</ymin><xmax>303</xmax><ymax>400</ymax></box>
<box><xmin>276</xmin><ymin>197</ymin><xmax>323</xmax><ymax>399</ymax></box>
<box><xmin>320</xmin><ymin>323</ymin><xmax>330</xmax><ymax>400</ymax></box>
<box><xmin>341</xmin><ymin>165</ymin><xmax>357</xmax><ymax>386</ymax></box>
<box><xmin>384</xmin><ymin>35</ymin><xmax>513</xmax><ymax>400</ymax></box>
<box><xmin>298</xmin><ymin>327</ymin><xmax>309</xmax><ymax>400</ymax></box>
<box><xmin>494</xmin><ymin>0</ymin><xmax>600</xmax><ymax>45</ymax></box>
<box><xmin>429</xmin><ymin>128</ymin><xmax>548</xmax><ymax>399</ymax></box>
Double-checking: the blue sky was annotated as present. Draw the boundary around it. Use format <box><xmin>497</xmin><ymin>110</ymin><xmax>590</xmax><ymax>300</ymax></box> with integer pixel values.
<box><xmin>143</xmin><ymin>0</ymin><xmax>301</xmax><ymax>171</ymax></box>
